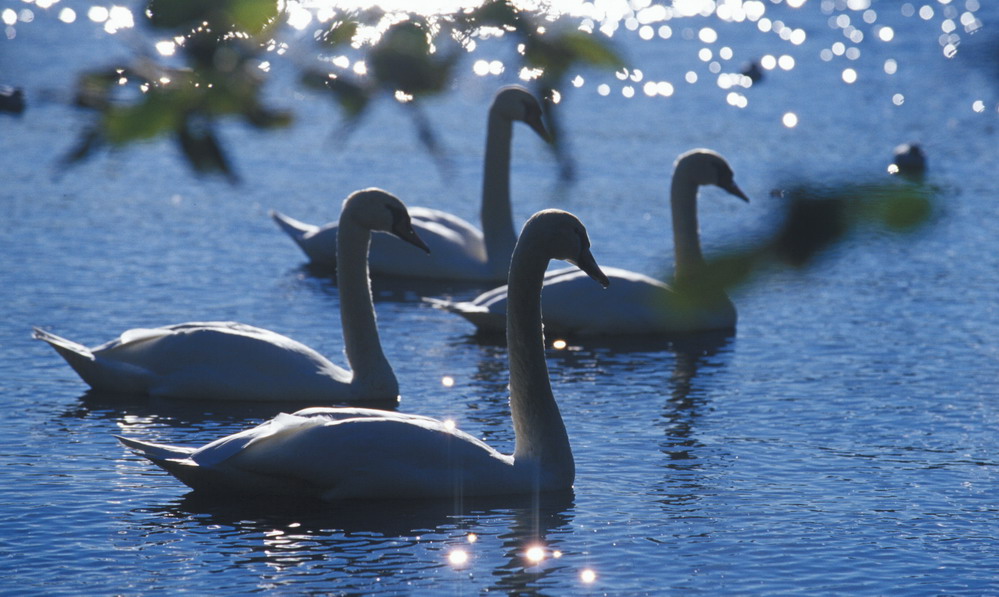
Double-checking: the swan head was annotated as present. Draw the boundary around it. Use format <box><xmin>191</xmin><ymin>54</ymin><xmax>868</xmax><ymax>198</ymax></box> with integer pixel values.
<box><xmin>523</xmin><ymin>209</ymin><xmax>610</xmax><ymax>288</ymax></box>
<box><xmin>675</xmin><ymin>149</ymin><xmax>750</xmax><ymax>202</ymax></box>
<box><xmin>492</xmin><ymin>85</ymin><xmax>551</xmax><ymax>143</ymax></box>
<box><xmin>342</xmin><ymin>188</ymin><xmax>431</xmax><ymax>253</ymax></box>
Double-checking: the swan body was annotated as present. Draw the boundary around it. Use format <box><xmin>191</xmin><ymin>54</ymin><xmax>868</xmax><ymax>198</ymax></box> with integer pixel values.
<box><xmin>35</xmin><ymin>189</ymin><xmax>429</xmax><ymax>403</ymax></box>
<box><xmin>428</xmin><ymin>149</ymin><xmax>748</xmax><ymax>336</ymax></box>
<box><xmin>119</xmin><ymin>210</ymin><xmax>610</xmax><ymax>499</ymax></box>
<box><xmin>270</xmin><ymin>86</ymin><xmax>550</xmax><ymax>282</ymax></box>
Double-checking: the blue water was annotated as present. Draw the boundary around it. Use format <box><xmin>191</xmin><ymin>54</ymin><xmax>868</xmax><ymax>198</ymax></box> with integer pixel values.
<box><xmin>2</xmin><ymin>1</ymin><xmax>998</xmax><ymax>594</ymax></box>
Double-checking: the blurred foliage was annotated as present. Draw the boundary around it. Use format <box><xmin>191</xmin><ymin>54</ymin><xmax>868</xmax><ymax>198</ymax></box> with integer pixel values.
<box><xmin>66</xmin><ymin>0</ymin><xmax>623</xmax><ymax>181</ymax></box>
<box><xmin>66</xmin><ymin>0</ymin><xmax>291</xmax><ymax>181</ymax></box>
<box><xmin>60</xmin><ymin>0</ymin><xmax>935</xmax><ymax>293</ymax></box>
<box><xmin>673</xmin><ymin>178</ymin><xmax>936</xmax><ymax>302</ymax></box>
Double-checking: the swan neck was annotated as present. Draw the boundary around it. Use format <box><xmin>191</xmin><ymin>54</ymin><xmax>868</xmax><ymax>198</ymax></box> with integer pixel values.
<box><xmin>670</xmin><ymin>175</ymin><xmax>703</xmax><ymax>281</ymax></box>
<box><xmin>481</xmin><ymin>111</ymin><xmax>517</xmax><ymax>277</ymax></box>
<box><xmin>336</xmin><ymin>220</ymin><xmax>397</xmax><ymax>397</ymax></box>
<box><xmin>506</xmin><ymin>236</ymin><xmax>573</xmax><ymax>481</ymax></box>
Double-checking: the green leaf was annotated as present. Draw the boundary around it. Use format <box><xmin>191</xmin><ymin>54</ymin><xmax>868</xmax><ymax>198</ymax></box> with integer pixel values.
<box><xmin>229</xmin><ymin>0</ymin><xmax>280</xmax><ymax>34</ymax></box>
<box><xmin>368</xmin><ymin>20</ymin><xmax>453</xmax><ymax>96</ymax></box>
<box><xmin>320</xmin><ymin>19</ymin><xmax>359</xmax><ymax>48</ymax></box>
<box><xmin>146</xmin><ymin>0</ymin><xmax>206</xmax><ymax>30</ymax></box>
<box><xmin>557</xmin><ymin>31</ymin><xmax>624</xmax><ymax>69</ymax></box>
<box><xmin>103</xmin><ymin>92</ymin><xmax>182</xmax><ymax>145</ymax></box>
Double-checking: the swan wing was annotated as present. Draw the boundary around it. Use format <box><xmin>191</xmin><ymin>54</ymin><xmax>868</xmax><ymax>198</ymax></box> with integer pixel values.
<box><xmin>270</xmin><ymin>207</ymin><xmax>498</xmax><ymax>280</ymax></box>
<box><xmin>431</xmin><ymin>266</ymin><xmax>715</xmax><ymax>336</ymax></box>
<box><xmin>73</xmin><ymin>322</ymin><xmax>351</xmax><ymax>400</ymax></box>
<box><xmin>172</xmin><ymin>412</ymin><xmax>513</xmax><ymax>499</ymax></box>
<box><xmin>367</xmin><ymin>209</ymin><xmax>494</xmax><ymax>280</ymax></box>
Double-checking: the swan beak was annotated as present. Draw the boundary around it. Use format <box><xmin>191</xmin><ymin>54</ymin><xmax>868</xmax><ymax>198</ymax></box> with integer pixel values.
<box><xmin>721</xmin><ymin>181</ymin><xmax>750</xmax><ymax>202</ymax></box>
<box><xmin>572</xmin><ymin>249</ymin><xmax>610</xmax><ymax>289</ymax></box>
<box><xmin>527</xmin><ymin>113</ymin><xmax>553</xmax><ymax>144</ymax></box>
<box><xmin>392</xmin><ymin>221</ymin><xmax>431</xmax><ymax>254</ymax></box>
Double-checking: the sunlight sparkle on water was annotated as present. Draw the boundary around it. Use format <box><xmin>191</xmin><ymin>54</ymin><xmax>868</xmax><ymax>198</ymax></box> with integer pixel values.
<box><xmin>441</xmin><ymin>375</ymin><xmax>455</xmax><ymax>387</ymax></box>
<box><xmin>581</xmin><ymin>568</ymin><xmax>597</xmax><ymax>583</ymax></box>
<box><xmin>155</xmin><ymin>41</ymin><xmax>176</xmax><ymax>57</ymax></box>
<box><xmin>782</xmin><ymin>112</ymin><xmax>798</xmax><ymax>128</ymax></box>
<box><xmin>448</xmin><ymin>548</ymin><xmax>469</xmax><ymax>567</ymax></box>
<box><xmin>525</xmin><ymin>545</ymin><xmax>545</xmax><ymax>564</ymax></box>
<box><xmin>552</xmin><ymin>339</ymin><xmax>567</xmax><ymax>350</ymax></box>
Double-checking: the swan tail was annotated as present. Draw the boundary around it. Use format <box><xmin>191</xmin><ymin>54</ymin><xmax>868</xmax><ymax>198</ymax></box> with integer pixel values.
<box><xmin>422</xmin><ymin>298</ymin><xmax>505</xmax><ymax>334</ymax></box>
<box><xmin>269</xmin><ymin>210</ymin><xmax>316</xmax><ymax>245</ymax></box>
<box><xmin>116</xmin><ymin>435</ymin><xmax>213</xmax><ymax>490</ymax></box>
<box><xmin>117</xmin><ymin>435</ymin><xmax>321</xmax><ymax>496</ymax></box>
<box><xmin>116</xmin><ymin>435</ymin><xmax>196</xmax><ymax>461</ymax></box>
<box><xmin>33</xmin><ymin>326</ymin><xmax>93</xmax><ymax>360</ymax></box>
<box><xmin>33</xmin><ymin>327</ymin><xmax>152</xmax><ymax>392</ymax></box>
<box><xmin>33</xmin><ymin>326</ymin><xmax>102</xmax><ymax>383</ymax></box>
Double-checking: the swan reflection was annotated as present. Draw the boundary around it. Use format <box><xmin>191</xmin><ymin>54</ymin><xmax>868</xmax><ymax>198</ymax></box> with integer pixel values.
<box><xmin>121</xmin><ymin>491</ymin><xmax>575</xmax><ymax>591</ymax></box>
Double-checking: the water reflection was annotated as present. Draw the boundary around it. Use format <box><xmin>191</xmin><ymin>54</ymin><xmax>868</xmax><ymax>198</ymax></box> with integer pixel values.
<box><xmin>660</xmin><ymin>332</ymin><xmax>733</xmax><ymax>462</ymax></box>
<box><xmin>124</xmin><ymin>489</ymin><xmax>574</xmax><ymax>592</ymax></box>
<box><xmin>61</xmin><ymin>389</ymin><xmax>342</xmax><ymax>451</ymax></box>
<box><xmin>487</xmin><ymin>494</ymin><xmax>575</xmax><ymax>595</ymax></box>
<box><xmin>296</xmin><ymin>262</ymin><xmax>497</xmax><ymax>304</ymax></box>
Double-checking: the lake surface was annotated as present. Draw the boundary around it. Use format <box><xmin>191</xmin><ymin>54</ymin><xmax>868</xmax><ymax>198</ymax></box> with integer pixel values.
<box><xmin>2</xmin><ymin>1</ymin><xmax>998</xmax><ymax>594</ymax></box>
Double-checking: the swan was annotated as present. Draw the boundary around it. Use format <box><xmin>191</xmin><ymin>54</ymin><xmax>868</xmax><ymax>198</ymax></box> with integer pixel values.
<box><xmin>428</xmin><ymin>149</ymin><xmax>748</xmax><ymax>336</ymax></box>
<box><xmin>269</xmin><ymin>86</ymin><xmax>550</xmax><ymax>282</ymax></box>
<box><xmin>116</xmin><ymin>209</ymin><xmax>609</xmax><ymax>500</ymax></box>
<box><xmin>34</xmin><ymin>189</ymin><xmax>430</xmax><ymax>403</ymax></box>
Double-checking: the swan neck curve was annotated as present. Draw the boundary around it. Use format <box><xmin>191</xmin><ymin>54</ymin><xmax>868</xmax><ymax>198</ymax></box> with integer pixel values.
<box><xmin>337</xmin><ymin>218</ymin><xmax>397</xmax><ymax>398</ymax></box>
<box><xmin>506</xmin><ymin>233</ymin><xmax>574</xmax><ymax>484</ymax></box>
<box><xmin>481</xmin><ymin>109</ymin><xmax>517</xmax><ymax>277</ymax></box>
<box><xmin>670</xmin><ymin>174</ymin><xmax>703</xmax><ymax>281</ymax></box>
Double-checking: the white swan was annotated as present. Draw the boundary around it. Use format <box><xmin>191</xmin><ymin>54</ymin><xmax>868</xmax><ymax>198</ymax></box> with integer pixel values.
<box><xmin>34</xmin><ymin>189</ymin><xmax>430</xmax><ymax>403</ymax></box>
<box><xmin>428</xmin><ymin>149</ymin><xmax>748</xmax><ymax>336</ymax></box>
<box><xmin>269</xmin><ymin>86</ymin><xmax>550</xmax><ymax>282</ymax></box>
<box><xmin>116</xmin><ymin>209</ymin><xmax>609</xmax><ymax>500</ymax></box>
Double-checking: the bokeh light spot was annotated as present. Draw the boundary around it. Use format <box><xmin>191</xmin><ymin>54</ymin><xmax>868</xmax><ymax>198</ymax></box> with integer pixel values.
<box><xmin>525</xmin><ymin>545</ymin><xmax>545</xmax><ymax>564</ymax></box>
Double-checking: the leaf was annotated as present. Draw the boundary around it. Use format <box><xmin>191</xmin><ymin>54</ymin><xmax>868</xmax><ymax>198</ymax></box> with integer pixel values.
<box><xmin>320</xmin><ymin>19</ymin><xmax>360</xmax><ymax>48</ymax></box>
<box><xmin>103</xmin><ymin>92</ymin><xmax>182</xmax><ymax>145</ymax></box>
<box><xmin>229</xmin><ymin>0</ymin><xmax>280</xmax><ymax>34</ymax></box>
<box><xmin>60</xmin><ymin>127</ymin><xmax>104</xmax><ymax>165</ymax></box>
<box><xmin>302</xmin><ymin>70</ymin><xmax>370</xmax><ymax>119</ymax></box>
<box><xmin>146</xmin><ymin>0</ymin><xmax>279</xmax><ymax>35</ymax></box>
<box><xmin>146</xmin><ymin>0</ymin><xmax>207</xmax><ymax>30</ymax></box>
<box><xmin>457</xmin><ymin>0</ymin><xmax>524</xmax><ymax>33</ymax></box>
<box><xmin>367</xmin><ymin>20</ymin><xmax>454</xmax><ymax>97</ymax></box>
<box><xmin>178</xmin><ymin>118</ymin><xmax>238</xmax><ymax>183</ymax></box>
<box><xmin>556</xmin><ymin>31</ymin><xmax>624</xmax><ymax>69</ymax></box>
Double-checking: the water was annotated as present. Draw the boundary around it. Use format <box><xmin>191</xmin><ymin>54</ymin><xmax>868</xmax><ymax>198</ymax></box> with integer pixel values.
<box><xmin>3</xmin><ymin>1</ymin><xmax>999</xmax><ymax>594</ymax></box>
